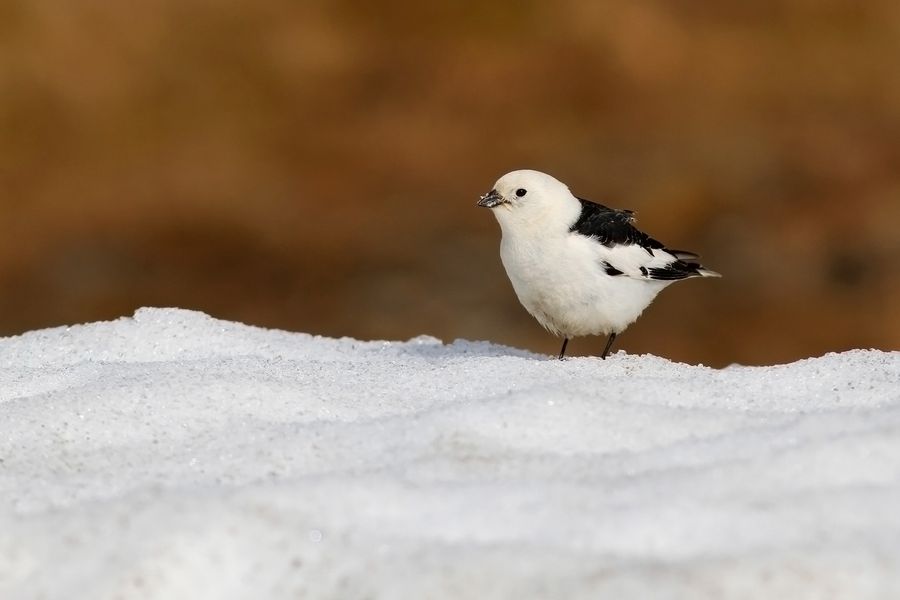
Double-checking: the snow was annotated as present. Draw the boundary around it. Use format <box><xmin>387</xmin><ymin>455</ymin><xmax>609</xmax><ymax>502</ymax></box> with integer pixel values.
<box><xmin>1</xmin><ymin>307</ymin><xmax>899</xmax><ymax>599</ymax></box>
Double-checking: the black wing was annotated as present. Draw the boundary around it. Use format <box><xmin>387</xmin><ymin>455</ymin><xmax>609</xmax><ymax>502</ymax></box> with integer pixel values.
<box><xmin>571</xmin><ymin>197</ymin><xmax>714</xmax><ymax>281</ymax></box>
<box><xmin>570</xmin><ymin>197</ymin><xmax>665</xmax><ymax>255</ymax></box>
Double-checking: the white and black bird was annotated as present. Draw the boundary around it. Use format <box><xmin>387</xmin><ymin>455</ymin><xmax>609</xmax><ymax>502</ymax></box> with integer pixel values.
<box><xmin>478</xmin><ymin>169</ymin><xmax>720</xmax><ymax>360</ymax></box>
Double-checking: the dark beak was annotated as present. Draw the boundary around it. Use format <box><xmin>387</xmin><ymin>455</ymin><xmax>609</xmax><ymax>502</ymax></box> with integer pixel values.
<box><xmin>477</xmin><ymin>189</ymin><xmax>506</xmax><ymax>208</ymax></box>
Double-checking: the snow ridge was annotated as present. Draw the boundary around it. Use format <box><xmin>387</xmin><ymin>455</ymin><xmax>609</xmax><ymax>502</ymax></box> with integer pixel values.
<box><xmin>1</xmin><ymin>308</ymin><xmax>898</xmax><ymax>599</ymax></box>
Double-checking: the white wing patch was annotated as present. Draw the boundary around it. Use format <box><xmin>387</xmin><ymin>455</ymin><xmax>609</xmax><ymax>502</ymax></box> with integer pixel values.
<box><xmin>594</xmin><ymin>244</ymin><xmax>682</xmax><ymax>281</ymax></box>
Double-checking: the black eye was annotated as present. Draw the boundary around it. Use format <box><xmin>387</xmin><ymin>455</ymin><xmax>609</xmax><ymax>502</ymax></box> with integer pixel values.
<box><xmin>515</xmin><ymin>188</ymin><xmax>527</xmax><ymax>197</ymax></box>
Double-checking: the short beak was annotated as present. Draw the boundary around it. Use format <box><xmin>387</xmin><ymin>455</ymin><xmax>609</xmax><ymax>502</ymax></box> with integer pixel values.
<box><xmin>477</xmin><ymin>189</ymin><xmax>506</xmax><ymax>208</ymax></box>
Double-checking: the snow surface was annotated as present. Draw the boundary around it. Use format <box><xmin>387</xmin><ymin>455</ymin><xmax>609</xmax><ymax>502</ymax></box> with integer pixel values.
<box><xmin>1</xmin><ymin>308</ymin><xmax>899</xmax><ymax>599</ymax></box>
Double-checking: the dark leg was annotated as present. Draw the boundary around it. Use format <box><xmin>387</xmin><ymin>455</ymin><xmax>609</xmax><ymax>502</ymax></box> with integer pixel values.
<box><xmin>557</xmin><ymin>337</ymin><xmax>569</xmax><ymax>360</ymax></box>
<box><xmin>600</xmin><ymin>332</ymin><xmax>617</xmax><ymax>360</ymax></box>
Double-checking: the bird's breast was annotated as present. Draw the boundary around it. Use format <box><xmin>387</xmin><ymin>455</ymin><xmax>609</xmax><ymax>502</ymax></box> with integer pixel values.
<box><xmin>498</xmin><ymin>232</ymin><xmax>663</xmax><ymax>336</ymax></box>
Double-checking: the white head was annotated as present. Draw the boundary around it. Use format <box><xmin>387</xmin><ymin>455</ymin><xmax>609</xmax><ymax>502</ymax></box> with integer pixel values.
<box><xmin>477</xmin><ymin>169</ymin><xmax>581</xmax><ymax>233</ymax></box>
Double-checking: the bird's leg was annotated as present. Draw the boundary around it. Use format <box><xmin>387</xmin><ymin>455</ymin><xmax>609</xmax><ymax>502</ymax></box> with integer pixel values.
<box><xmin>557</xmin><ymin>337</ymin><xmax>569</xmax><ymax>360</ymax></box>
<box><xmin>600</xmin><ymin>333</ymin><xmax>617</xmax><ymax>360</ymax></box>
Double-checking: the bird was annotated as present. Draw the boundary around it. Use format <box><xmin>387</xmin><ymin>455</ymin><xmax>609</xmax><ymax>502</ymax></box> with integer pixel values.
<box><xmin>477</xmin><ymin>169</ymin><xmax>720</xmax><ymax>360</ymax></box>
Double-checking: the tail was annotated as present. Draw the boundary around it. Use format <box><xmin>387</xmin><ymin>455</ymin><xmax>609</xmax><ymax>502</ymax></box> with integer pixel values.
<box><xmin>643</xmin><ymin>261</ymin><xmax>722</xmax><ymax>280</ymax></box>
<box><xmin>669</xmin><ymin>249</ymin><xmax>721</xmax><ymax>279</ymax></box>
<box><xmin>696</xmin><ymin>267</ymin><xmax>721</xmax><ymax>278</ymax></box>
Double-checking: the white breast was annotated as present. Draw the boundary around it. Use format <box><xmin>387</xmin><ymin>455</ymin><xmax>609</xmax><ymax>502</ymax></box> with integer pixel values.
<box><xmin>499</xmin><ymin>231</ymin><xmax>669</xmax><ymax>337</ymax></box>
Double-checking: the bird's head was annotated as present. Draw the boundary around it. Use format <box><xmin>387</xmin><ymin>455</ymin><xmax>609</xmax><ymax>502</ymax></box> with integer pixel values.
<box><xmin>477</xmin><ymin>170</ymin><xmax>580</xmax><ymax>232</ymax></box>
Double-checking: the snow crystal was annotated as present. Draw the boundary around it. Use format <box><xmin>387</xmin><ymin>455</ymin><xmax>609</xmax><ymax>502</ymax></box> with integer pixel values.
<box><xmin>1</xmin><ymin>308</ymin><xmax>898</xmax><ymax>599</ymax></box>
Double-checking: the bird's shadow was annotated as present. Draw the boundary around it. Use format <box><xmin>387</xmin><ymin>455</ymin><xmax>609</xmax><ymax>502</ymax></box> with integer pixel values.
<box><xmin>357</xmin><ymin>336</ymin><xmax>546</xmax><ymax>361</ymax></box>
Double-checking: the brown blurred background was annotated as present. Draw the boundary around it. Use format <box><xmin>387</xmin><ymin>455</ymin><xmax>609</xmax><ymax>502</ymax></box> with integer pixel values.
<box><xmin>1</xmin><ymin>0</ymin><xmax>898</xmax><ymax>366</ymax></box>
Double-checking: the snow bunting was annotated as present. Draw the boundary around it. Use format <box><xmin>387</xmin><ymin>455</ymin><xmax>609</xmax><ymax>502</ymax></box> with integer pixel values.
<box><xmin>478</xmin><ymin>169</ymin><xmax>720</xmax><ymax>359</ymax></box>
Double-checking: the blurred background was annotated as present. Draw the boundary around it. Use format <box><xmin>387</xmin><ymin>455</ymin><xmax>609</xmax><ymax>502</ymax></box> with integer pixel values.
<box><xmin>1</xmin><ymin>0</ymin><xmax>898</xmax><ymax>366</ymax></box>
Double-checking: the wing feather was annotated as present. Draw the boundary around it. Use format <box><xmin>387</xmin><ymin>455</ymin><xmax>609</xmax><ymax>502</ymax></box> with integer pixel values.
<box><xmin>571</xmin><ymin>197</ymin><xmax>719</xmax><ymax>281</ymax></box>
